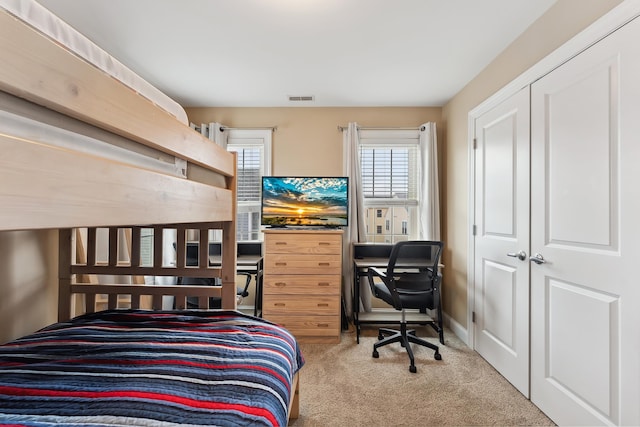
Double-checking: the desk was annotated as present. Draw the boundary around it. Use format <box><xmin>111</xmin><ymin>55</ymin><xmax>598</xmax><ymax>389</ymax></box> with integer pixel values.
<box><xmin>352</xmin><ymin>244</ymin><xmax>444</xmax><ymax>344</ymax></box>
<box><xmin>209</xmin><ymin>254</ymin><xmax>263</xmax><ymax>316</ymax></box>
<box><xmin>209</xmin><ymin>254</ymin><xmax>262</xmax><ymax>272</ymax></box>
<box><xmin>182</xmin><ymin>241</ymin><xmax>264</xmax><ymax>316</ymax></box>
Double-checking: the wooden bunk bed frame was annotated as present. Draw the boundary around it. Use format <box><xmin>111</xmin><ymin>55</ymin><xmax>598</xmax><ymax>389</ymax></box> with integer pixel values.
<box><xmin>0</xmin><ymin>6</ymin><xmax>299</xmax><ymax>423</ymax></box>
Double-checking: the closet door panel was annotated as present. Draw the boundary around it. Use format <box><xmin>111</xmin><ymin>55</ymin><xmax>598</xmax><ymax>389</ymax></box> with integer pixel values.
<box><xmin>546</xmin><ymin>64</ymin><xmax>615</xmax><ymax>247</ymax></box>
<box><xmin>530</xmin><ymin>15</ymin><xmax>640</xmax><ymax>426</ymax></box>
<box><xmin>473</xmin><ymin>87</ymin><xmax>530</xmax><ymax>397</ymax></box>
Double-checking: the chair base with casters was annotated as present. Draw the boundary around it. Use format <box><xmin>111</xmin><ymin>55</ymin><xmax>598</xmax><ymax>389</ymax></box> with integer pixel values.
<box><xmin>367</xmin><ymin>240</ymin><xmax>444</xmax><ymax>373</ymax></box>
<box><xmin>372</xmin><ymin>309</ymin><xmax>441</xmax><ymax>373</ymax></box>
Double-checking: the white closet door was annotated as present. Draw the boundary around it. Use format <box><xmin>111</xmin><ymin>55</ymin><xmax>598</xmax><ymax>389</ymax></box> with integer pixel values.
<box><xmin>473</xmin><ymin>87</ymin><xmax>530</xmax><ymax>397</ymax></box>
<box><xmin>530</xmin><ymin>16</ymin><xmax>640</xmax><ymax>426</ymax></box>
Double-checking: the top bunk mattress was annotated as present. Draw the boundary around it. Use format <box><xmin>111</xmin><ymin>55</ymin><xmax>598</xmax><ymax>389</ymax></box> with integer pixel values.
<box><xmin>1</xmin><ymin>0</ymin><xmax>188</xmax><ymax>125</ymax></box>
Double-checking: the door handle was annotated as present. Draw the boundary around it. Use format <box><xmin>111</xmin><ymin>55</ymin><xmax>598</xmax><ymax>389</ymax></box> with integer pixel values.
<box><xmin>507</xmin><ymin>250</ymin><xmax>527</xmax><ymax>261</ymax></box>
<box><xmin>529</xmin><ymin>253</ymin><xmax>546</xmax><ymax>265</ymax></box>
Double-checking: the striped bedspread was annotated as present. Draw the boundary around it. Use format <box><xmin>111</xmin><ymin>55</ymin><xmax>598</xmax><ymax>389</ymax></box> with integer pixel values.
<box><xmin>0</xmin><ymin>310</ymin><xmax>303</xmax><ymax>426</ymax></box>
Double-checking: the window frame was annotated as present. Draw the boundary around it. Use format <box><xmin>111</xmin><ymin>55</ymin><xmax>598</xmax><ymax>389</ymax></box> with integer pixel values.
<box><xmin>357</xmin><ymin>129</ymin><xmax>421</xmax><ymax>243</ymax></box>
<box><xmin>225</xmin><ymin>129</ymin><xmax>272</xmax><ymax>242</ymax></box>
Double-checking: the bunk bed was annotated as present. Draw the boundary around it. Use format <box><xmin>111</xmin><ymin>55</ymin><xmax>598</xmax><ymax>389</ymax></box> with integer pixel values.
<box><xmin>0</xmin><ymin>2</ymin><xmax>301</xmax><ymax>425</ymax></box>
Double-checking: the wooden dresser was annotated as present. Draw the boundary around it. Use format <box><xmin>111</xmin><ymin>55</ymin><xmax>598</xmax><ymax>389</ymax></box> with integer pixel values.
<box><xmin>262</xmin><ymin>229</ymin><xmax>343</xmax><ymax>344</ymax></box>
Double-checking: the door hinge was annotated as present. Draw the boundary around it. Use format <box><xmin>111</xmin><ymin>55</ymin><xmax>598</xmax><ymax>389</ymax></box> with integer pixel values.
<box><xmin>473</xmin><ymin>138</ymin><xmax>477</xmax><ymax>149</ymax></box>
<box><xmin>472</xmin><ymin>225</ymin><xmax>477</xmax><ymax>236</ymax></box>
<box><xmin>472</xmin><ymin>311</ymin><xmax>476</xmax><ymax>323</ymax></box>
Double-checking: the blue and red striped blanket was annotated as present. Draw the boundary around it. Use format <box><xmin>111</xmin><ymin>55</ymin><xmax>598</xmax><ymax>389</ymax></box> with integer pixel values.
<box><xmin>0</xmin><ymin>310</ymin><xmax>303</xmax><ymax>426</ymax></box>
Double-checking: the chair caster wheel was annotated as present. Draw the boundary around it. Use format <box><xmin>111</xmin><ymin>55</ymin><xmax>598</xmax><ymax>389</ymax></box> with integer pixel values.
<box><xmin>372</xmin><ymin>350</ymin><xmax>379</xmax><ymax>358</ymax></box>
<box><xmin>409</xmin><ymin>365</ymin><xmax>417</xmax><ymax>373</ymax></box>
<box><xmin>434</xmin><ymin>352</ymin><xmax>442</xmax><ymax>361</ymax></box>
<box><xmin>378</xmin><ymin>333</ymin><xmax>384</xmax><ymax>340</ymax></box>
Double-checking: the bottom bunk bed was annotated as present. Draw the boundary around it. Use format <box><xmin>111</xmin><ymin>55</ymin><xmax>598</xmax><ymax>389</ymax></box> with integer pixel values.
<box><xmin>0</xmin><ymin>309</ymin><xmax>302</xmax><ymax>426</ymax></box>
<box><xmin>0</xmin><ymin>226</ymin><xmax>302</xmax><ymax>426</ymax></box>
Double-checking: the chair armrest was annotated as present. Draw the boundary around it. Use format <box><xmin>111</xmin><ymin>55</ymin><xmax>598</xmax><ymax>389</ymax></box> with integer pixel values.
<box><xmin>367</xmin><ymin>266</ymin><xmax>386</xmax><ymax>298</ymax></box>
<box><xmin>367</xmin><ymin>266</ymin><xmax>387</xmax><ymax>280</ymax></box>
<box><xmin>367</xmin><ymin>266</ymin><xmax>403</xmax><ymax>310</ymax></box>
<box><xmin>237</xmin><ymin>272</ymin><xmax>252</xmax><ymax>297</ymax></box>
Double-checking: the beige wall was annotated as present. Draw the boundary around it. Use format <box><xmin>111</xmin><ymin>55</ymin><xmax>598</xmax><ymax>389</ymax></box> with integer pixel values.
<box><xmin>186</xmin><ymin>107</ymin><xmax>441</xmax><ymax>176</ymax></box>
<box><xmin>441</xmin><ymin>0</ymin><xmax>623</xmax><ymax>328</ymax></box>
<box><xmin>0</xmin><ymin>230</ymin><xmax>58</xmax><ymax>343</ymax></box>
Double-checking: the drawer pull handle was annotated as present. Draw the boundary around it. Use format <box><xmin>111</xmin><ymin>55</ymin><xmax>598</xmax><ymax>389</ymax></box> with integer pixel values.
<box><xmin>275</xmin><ymin>242</ymin><xmax>287</xmax><ymax>245</ymax></box>
<box><xmin>318</xmin><ymin>282</ymin><xmax>330</xmax><ymax>286</ymax></box>
<box><xmin>274</xmin><ymin>303</ymin><xmax>286</xmax><ymax>307</ymax></box>
<box><xmin>319</xmin><ymin>242</ymin><xmax>330</xmax><ymax>246</ymax></box>
<box><xmin>318</xmin><ymin>262</ymin><xmax>330</xmax><ymax>266</ymax></box>
<box><xmin>275</xmin><ymin>262</ymin><xmax>287</xmax><ymax>266</ymax></box>
<box><xmin>275</xmin><ymin>282</ymin><xmax>287</xmax><ymax>287</ymax></box>
<box><xmin>317</xmin><ymin>323</ymin><xmax>329</xmax><ymax>328</ymax></box>
<box><xmin>317</xmin><ymin>303</ymin><xmax>329</xmax><ymax>307</ymax></box>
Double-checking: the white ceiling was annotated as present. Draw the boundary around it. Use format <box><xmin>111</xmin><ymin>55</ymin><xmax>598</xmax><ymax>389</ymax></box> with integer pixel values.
<box><xmin>37</xmin><ymin>0</ymin><xmax>557</xmax><ymax>108</ymax></box>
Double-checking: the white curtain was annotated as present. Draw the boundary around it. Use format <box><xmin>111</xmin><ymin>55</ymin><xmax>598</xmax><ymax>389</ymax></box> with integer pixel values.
<box><xmin>208</xmin><ymin>122</ymin><xmax>228</xmax><ymax>149</ymax></box>
<box><xmin>419</xmin><ymin>122</ymin><xmax>440</xmax><ymax>240</ymax></box>
<box><xmin>342</xmin><ymin>122</ymin><xmax>368</xmax><ymax>315</ymax></box>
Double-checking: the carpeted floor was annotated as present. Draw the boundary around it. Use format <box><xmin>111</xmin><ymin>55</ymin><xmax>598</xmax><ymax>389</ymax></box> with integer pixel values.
<box><xmin>289</xmin><ymin>324</ymin><xmax>554</xmax><ymax>426</ymax></box>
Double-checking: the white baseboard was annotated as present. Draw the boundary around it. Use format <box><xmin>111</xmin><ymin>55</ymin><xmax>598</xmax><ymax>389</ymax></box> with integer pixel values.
<box><xmin>444</xmin><ymin>312</ymin><xmax>469</xmax><ymax>347</ymax></box>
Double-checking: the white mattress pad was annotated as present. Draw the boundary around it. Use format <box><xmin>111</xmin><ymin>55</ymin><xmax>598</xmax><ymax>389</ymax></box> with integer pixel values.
<box><xmin>1</xmin><ymin>0</ymin><xmax>188</xmax><ymax>125</ymax></box>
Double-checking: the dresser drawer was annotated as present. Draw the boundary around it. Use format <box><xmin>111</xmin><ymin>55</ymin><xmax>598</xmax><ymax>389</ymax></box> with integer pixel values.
<box><xmin>264</xmin><ymin>254</ymin><xmax>341</xmax><ymax>275</ymax></box>
<box><xmin>263</xmin><ymin>275</ymin><xmax>340</xmax><ymax>295</ymax></box>
<box><xmin>262</xmin><ymin>229</ymin><xmax>343</xmax><ymax>344</ymax></box>
<box><xmin>262</xmin><ymin>294</ymin><xmax>340</xmax><ymax>315</ymax></box>
<box><xmin>265</xmin><ymin>233</ymin><xmax>341</xmax><ymax>255</ymax></box>
<box><xmin>267</xmin><ymin>315</ymin><xmax>340</xmax><ymax>337</ymax></box>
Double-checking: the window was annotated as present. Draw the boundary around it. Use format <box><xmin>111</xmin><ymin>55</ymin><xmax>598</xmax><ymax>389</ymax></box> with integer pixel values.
<box><xmin>358</xmin><ymin>129</ymin><xmax>420</xmax><ymax>243</ymax></box>
<box><xmin>229</xmin><ymin>146</ymin><xmax>261</xmax><ymax>241</ymax></box>
<box><xmin>226</xmin><ymin>129</ymin><xmax>272</xmax><ymax>242</ymax></box>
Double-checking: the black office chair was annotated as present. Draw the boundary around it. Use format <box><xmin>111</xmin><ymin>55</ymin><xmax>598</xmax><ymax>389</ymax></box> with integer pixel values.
<box><xmin>367</xmin><ymin>240</ymin><xmax>444</xmax><ymax>373</ymax></box>
<box><xmin>174</xmin><ymin>242</ymin><xmax>252</xmax><ymax>309</ymax></box>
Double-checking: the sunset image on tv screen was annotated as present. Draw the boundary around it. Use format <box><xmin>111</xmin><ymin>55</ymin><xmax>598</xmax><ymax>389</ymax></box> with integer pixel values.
<box><xmin>261</xmin><ymin>177</ymin><xmax>348</xmax><ymax>227</ymax></box>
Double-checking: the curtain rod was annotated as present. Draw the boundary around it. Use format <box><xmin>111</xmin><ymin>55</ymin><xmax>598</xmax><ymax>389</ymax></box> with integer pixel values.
<box><xmin>337</xmin><ymin>125</ymin><xmax>425</xmax><ymax>132</ymax></box>
<box><xmin>219</xmin><ymin>126</ymin><xmax>277</xmax><ymax>132</ymax></box>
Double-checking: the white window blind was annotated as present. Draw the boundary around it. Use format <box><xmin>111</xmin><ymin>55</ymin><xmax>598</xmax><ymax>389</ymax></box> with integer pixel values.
<box><xmin>234</xmin><ymin>147</ymin><xmax>262</xmax><ymax>203</ymax></box>
<box><xmin>228</xmin><ymin>145</ymin><xmax>263</xmax><ymax>241</ymax></box>
<box><xmin>358</xmin><ymin>129</ymin><xmax>420</xmax><ymax>243</ymax></box>
<box><xmin>359</xmin><ymin>144</ymin><xmax>418</xmax><ymax>203</ymax></box>
<box><xmin>226</xmin><ymin>129</ymin><xmax>272</xmax><ymax>242</ymax></box>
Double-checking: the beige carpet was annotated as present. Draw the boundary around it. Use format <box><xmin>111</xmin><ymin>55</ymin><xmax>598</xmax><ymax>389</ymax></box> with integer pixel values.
<box><xmin>290</xmin><ymin>324</ymin><xmax>554</xmax><ymax>427</ymax></box>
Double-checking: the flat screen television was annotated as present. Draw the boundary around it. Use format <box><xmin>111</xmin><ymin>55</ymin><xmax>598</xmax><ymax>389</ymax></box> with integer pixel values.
<box><xmin>261</xmin><ymin>176</ymin><xmax>348</xmax><ymax>227</ymax></box>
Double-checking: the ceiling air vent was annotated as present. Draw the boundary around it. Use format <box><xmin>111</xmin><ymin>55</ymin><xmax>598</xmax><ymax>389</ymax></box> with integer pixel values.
<box><xmin>288</xmin><ymin>95</ymin><xmax>315</xmax><ymax>102</ymax></box>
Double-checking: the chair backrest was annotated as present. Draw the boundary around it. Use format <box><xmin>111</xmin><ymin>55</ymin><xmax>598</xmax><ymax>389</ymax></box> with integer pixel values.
<box><xmin>385</xmin><ymin>240</ymin><xmax>443</xmax><ymax>310</ymax></box>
